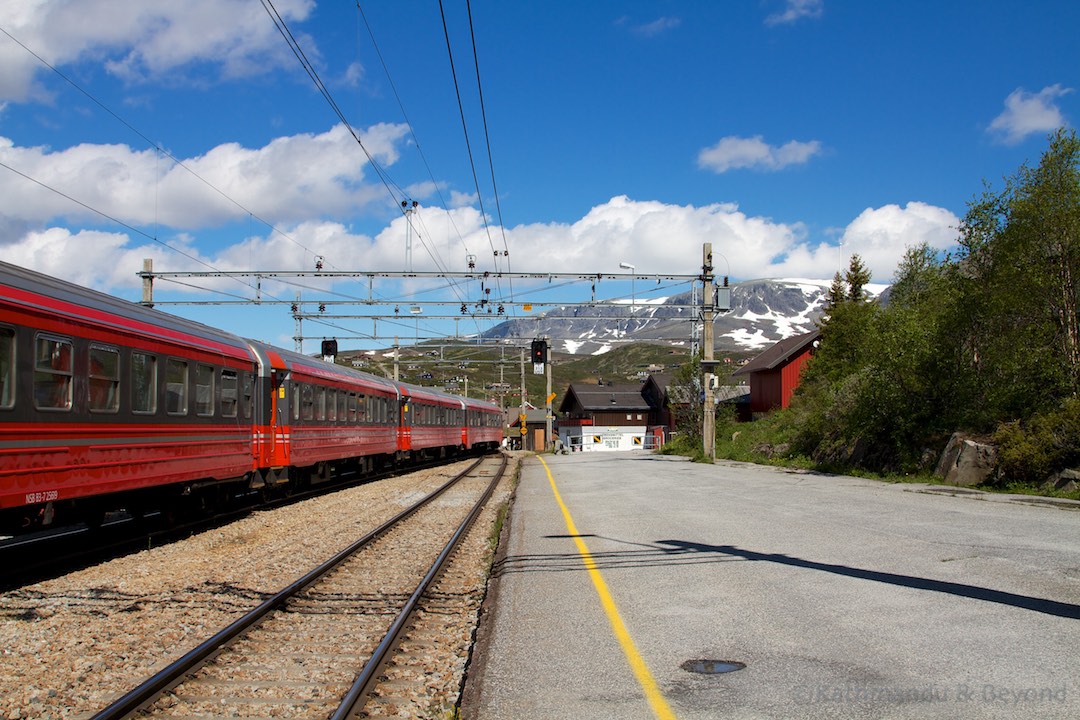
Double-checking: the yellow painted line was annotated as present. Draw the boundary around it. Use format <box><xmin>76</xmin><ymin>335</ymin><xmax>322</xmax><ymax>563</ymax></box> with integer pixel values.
<box><xmin>537</xmin><ymin>456</ymin><xmax>678</xmax><ymax>720</ymax></box>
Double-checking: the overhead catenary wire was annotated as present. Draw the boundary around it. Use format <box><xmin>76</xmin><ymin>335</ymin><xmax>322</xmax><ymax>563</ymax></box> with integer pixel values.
<box><xmin>262</xmin><ymin>0</ymin><xmax>500</xmax><ymax>344</ymax></box>
<box><xmin>464</xmin><ymin>0</ymin><xmax>516</xmax><ymax>310</ymax></box>
<box><xmin>436</xmin><ymin>0</ymin><xmax>507</xmax><ymax>298</ymax></box>
<box><xmin>354</xmin><ymin>1</ymin><xmax>474</xmax><ymax>262</ymax></box>
<box><xmin>262</xmin><ymin>0</ymin><xmax>479</xmax><ymax>318</ymax></box>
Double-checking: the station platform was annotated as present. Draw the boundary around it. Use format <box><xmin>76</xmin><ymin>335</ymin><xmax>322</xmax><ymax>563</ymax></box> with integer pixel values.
<box><xmin>461</xmin><ymin>451</ymin><xmax>1080</xmax><ymax>720</ymax></box>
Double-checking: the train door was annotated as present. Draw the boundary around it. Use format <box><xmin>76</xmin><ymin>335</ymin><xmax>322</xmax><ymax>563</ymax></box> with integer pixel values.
<box><xmin>399</xmin><ymin>392</ymin><xmax>412</xmax><ymax>453</ymax></box>
<box><xmin>248</xmin><ymin>344</ymin><xmax>290</xmax><ymax>480</ymax></box>
<box><xmin>268</xmin><ymin>366</ymin><xmax>291</xmax><ymax>468</ymax></box>
<box><xmin>459</xmin><ymin>399</ymin><xmax>468</xmax><ymax>448</ymax></box>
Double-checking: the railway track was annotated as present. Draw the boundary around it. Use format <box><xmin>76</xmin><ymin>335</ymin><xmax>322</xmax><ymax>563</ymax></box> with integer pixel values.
<box><xmin>87</xmin><ymin>453</ymin><xmax>508</xmax><ymax>719</ymax></box>
<box><xmin>1</xmin><ymin>452</ymin><xmax>490</xmax><ymax>591</ymax></box>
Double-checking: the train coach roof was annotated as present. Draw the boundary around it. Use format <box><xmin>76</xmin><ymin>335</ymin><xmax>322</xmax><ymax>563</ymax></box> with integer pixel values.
<box><xmin>399</xmin><ymin>381</ymin><xmax>465</xmax><ymax>407</ymax></box>
<box><xmin>252</xmin><ymin>340</ymin><xmax>400</xmax><ymax>393</ymax></box>
<box><xmin>1</xmin><ymin>260</ymin><xmax>253</xmax><ymax>357</ymax></box>
<box><xmin>463</xmin><ymin>396</ymin><xmax>502</xmax><ymax>412</ymax></box>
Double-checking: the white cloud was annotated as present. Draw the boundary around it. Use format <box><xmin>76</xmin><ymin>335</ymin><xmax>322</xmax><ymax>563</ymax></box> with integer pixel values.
<box><xmin>988</xmin><ymin>85</ymin><xmax>1073</xmax><ymax>145</ymax></box>
<box><xmin>2</xmin><ymin>197</ymin><xmax>961</xmax><ymax>318</ymax></box>
<box><xmin>0</xmin><ymin>0</ymin><xmax>316</xmax><ymax>102</ymax></box>
<box><xmin>0</xmin><ymin>226</ymin><xmax>175</xmax><ymax>292</ymax></box>
<box><xmin>698</xmin><ymin>135</ymin><xmax>823</xmax><ymax>173</ymax></box>
<box><xmin>837</xmin><ymin>202</ymin><xmax>960</xmax><ymax>281</ymax></box>
<box><xmin>0</xmin><ymin>123</ymin><xmax>409</xmax><ymax>228</ymax></box>
<box><xmin>633</xmin><ymin>17</ymin><xmax>682</xmax><ymax>37</ymax></box>
<box><xmin>765</xmin><ymin>0</ymin><xmax>824</xmax><ymax>27</ymax></box>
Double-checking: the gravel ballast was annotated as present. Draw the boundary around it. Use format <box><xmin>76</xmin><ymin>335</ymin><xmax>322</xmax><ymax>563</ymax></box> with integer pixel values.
<box><xmin>0</xmin><ymin>456</ymin><xmax>516</xmax><ymax>720</ymax></box>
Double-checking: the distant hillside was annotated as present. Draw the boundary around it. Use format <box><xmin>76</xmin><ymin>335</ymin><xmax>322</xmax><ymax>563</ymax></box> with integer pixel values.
<box><xmin>481</xmin><ymin>278</ymin><xmax>888</xmax><ymax>355</ymax></box>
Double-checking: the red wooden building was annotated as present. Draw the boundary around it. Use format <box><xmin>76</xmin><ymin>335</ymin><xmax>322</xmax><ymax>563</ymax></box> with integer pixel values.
<box><xmin>732</xmin><ymin>329</ymin><xmax>819</xmax><ymax>415</ymax></box>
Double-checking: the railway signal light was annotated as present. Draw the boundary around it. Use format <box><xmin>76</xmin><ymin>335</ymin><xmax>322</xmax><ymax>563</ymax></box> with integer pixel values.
<box><xmin>531</xmin><ymin>339</ymin><xmax>547</xmax><ymax>365</ymax></box>
<box><xmin>531</xmin><ymin>338</ymin><xmax>548</xmax><ymax>377</ymax></box>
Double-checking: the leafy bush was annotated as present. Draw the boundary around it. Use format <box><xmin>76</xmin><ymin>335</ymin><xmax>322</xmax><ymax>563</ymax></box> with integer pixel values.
<box><xmin>994</xmin><ymin>397</ymin><xmax>1080</xmax><ymax>486</ymax></box>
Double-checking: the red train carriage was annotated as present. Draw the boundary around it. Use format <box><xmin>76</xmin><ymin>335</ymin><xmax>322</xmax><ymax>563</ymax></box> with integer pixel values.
<box><xmin>0</xmin><ymin>261</ymin><xmax>503</xmax><ymax>536</ymax></box>
<box><xmin>256</xmin><ymin>342</ymin><xmax>401</xmax><ymax>485</ymax></box>
<box><xmin>463</xmin><ymin>396</ymin><xmax>504</xmax><ymax>451</ymax></box>
<box><xmin>0</xmin><ymin>261</ymin><xmax>258</xmax><ymax>531</ymax></box>
<box><xmin>397</xmin><ymin>382</ymin><xmax>466</xmax><ymax>460</ymax></box>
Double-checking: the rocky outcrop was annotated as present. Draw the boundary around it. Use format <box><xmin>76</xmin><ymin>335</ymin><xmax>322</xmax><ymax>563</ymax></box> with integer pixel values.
<box><xmin>935</xmin><ymin>433</ymin><xmax>998</xmax><ymax>487</ymax></box>
<box><xmin>1043</xmin><ymin>468</ymin><xmax>1080</xmax><ymax>494</ymax></box>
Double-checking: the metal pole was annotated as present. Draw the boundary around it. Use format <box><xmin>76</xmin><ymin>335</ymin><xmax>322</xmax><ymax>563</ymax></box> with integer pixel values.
<box><xmin>702</xmin><ymin>243</ymin><xmax>716</xmax><ymax>462</ymax></box>
<box><xmin>545</xmin><ymin>339</ymin><xmax>553</xmax><ymax>452</ymax></box>
<box><xmin>519</xmin><ymin>348</ymin><xmax>527</xmax><ymax>451</ymax></box>
<box><xmin>141</xmin><ymin>258</ymin><xmax>154</xmax><ymax>307</ymax></box>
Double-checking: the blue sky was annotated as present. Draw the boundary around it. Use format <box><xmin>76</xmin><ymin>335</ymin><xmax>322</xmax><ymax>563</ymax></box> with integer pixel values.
<box><xmin>1</xmin><ymin>0</ymin><xmax>1077</xmax><ymax>351</ymax></box>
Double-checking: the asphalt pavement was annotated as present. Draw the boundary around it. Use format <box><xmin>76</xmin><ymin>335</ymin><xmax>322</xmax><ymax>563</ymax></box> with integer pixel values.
<box><xmin>462</xmin><ymin>451</ymin><xmax>1080</xmax><ymax>720</ymax></box>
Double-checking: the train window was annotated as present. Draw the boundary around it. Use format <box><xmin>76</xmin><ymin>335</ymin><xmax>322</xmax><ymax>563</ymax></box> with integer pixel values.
<box><xmin>195</xmin><ymin>364</ymin><xmax>214</xmax><ymax>416</ymax></box>
<box><xmin>221</xmin><ymin>370</ymin><xmax>238</xmax><ymax>418</ymax></box>
<box><xmin>166</xmin><ymin>359</ymin><xmax>188</xmax><ymax>415</ymax></box>
<box><xmin>33</xmin><ymin>335</ymin><xmax>72</xmax><ymax>411</ymax></box>
<box><xmin>338</xmin><ymin>391</ymin><xmax>347</xmax><ymax>422</ymax></box>
<box><xmin>315</xmin><ymin>386</ymin><xmax>326</xmax><ymax>421</ymax></box>
<box><xmin>131</xmin><ymin>352</ymin><xmax>157</xmax><ymax>414</ymax></box>
<box><xmin>326</xmin><ymin>388</ymin><xmax>337</xmax><ymax>421</ymax></box>
<box><xmin>0</xmin><ymin>327</ymin><xmax>13</xmax><ymax>409</ymax></box>
<box><xmin>241</xmin><ymin>372</ymin><xmax>253</xmax><ymax>420</ymax></box>
<box><xmin>88</xmin><ymin>345</ymin><xmax>120</xmax><ymax>413</ymax></box>
<box><xmin>300</xmin><ymin>383</ymin><xmax>313</xmax><ymax>421</ymax></box>
<box><xmin>348</xmin><ymin>393</ymin><xmax>358</xmax><ymax>422</ymax></box>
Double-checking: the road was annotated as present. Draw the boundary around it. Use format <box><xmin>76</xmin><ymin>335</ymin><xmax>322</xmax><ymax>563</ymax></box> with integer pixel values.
<box><xmin>465</xmin><ymin>452</ymin><xmax>1080</xmax><ymax>720</ymax></box>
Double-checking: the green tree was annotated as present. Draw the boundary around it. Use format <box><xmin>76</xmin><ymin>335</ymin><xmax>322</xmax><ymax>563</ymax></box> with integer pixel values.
<box><xmin>825</xmin><ymin>271</ymin><xmax>847</xmax><ymax>310</ymax></box>
<box><xmin>669</xmin><ymin>356</ymin><xmax>703</xmax><ymax>443</ymax></box>
<box><xmin>844</xmin><ymin>253</ymin><xmax>872</xmax><ymax>302</ymax></box>
<box><xmin>775</xmin><ymin>129</ymin><xmax>1080</xmax><ymax>479</ymax></box>
<box><xmin>955</xmin><ymin>128</ymin><xmax>1080</xmax><ymax>417</ymax></box>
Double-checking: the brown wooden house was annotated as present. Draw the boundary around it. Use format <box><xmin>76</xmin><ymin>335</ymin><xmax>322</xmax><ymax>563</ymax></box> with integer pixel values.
<box><xmin>732</xmin><ymin>329</ymin><xmax>819</xmax><ymax>415</ymax></box>
<box><xmin>557</xmin><ymin>383</ymin><xmax>651</xmax><ymax>451</ymax></box>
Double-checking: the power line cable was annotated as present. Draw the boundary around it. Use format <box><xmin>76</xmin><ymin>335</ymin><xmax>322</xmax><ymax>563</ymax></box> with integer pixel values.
<box><xmin>0</xmin><ymin>23</ymin><xmax>325</xmax><ymax>277</ymax></box>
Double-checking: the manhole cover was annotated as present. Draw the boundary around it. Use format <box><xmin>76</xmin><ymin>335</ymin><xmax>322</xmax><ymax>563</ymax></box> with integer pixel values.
<box><xmin>681</xmin><ymin>659</ymin><xmax>746</xmax><ymax>675</ymax></box>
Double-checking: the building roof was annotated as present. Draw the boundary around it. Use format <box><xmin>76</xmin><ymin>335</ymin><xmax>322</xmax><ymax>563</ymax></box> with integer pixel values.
<box><xmin>642</xmin><ymin>373</ymin><xmax>673</xmax><ymax>395</ymax></box>
<box><xmin>732</xmin><ymin>329</ymin><xmax>820</xmax><ymax>376</ymax></box>
<box><xmin>558</xmin><ymin>382</ymin><xmax>651</xmax><ymax>413</ymax></box>
<box><xmin>509</xmin><ymin>407</ymin><xmax>550</xmax><ymax>427</ymax></box>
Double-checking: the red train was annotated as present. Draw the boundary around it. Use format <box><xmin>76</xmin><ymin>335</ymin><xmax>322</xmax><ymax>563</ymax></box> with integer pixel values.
<box><xmin>0</xmin><ymin>261</ymin><xmax>504</xmax><ymax>534</ymax></box>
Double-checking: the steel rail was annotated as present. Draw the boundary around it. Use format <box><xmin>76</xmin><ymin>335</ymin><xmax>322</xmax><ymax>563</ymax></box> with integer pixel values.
<box><xmin>89</xmin><ymin>454</ymin><xmax>489</xmax><ymax>720</ymax></box>
<box><xmin>332</xmin><ymin>452</ymin><xmax>508</xmax><ymax>719</ymax></box>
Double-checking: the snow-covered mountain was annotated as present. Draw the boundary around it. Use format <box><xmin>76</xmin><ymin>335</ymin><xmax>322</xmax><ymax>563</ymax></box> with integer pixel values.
<box><xmin>481</xmin><ymin>278</ymin><xmax>888</xmax><ymax>355</ymax></box>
